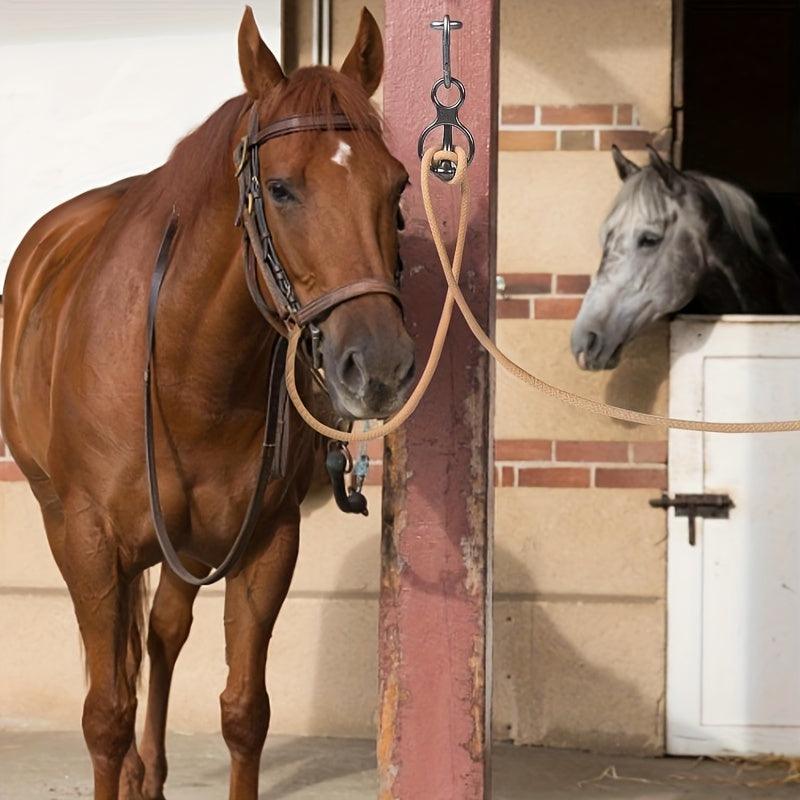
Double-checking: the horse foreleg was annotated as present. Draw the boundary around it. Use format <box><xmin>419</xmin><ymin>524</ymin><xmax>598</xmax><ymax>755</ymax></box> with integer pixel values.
<box><xmin>137</xmin><ymin>559</ymin><xmax>207</xmax><ymax>799</ymax></box>
<box><xmin>64</xmin><ymin>510</ymin><xmax>140</xmax><ymax>800</ymax></box>
<box><xmin>220</xmin><ymin>512</ymin><xmax>300</xmax><ymax>800</ymax></box>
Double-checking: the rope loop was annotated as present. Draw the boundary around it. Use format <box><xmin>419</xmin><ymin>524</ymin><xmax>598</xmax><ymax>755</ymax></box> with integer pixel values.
<box><xmin>433</xmin><ymin>148</ymin><xmax>468</xmax><ymax>185</ymax></box>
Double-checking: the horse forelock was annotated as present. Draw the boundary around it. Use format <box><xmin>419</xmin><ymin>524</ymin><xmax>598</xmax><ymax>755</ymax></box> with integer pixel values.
<box><xmin>602</xmin><ymin>163</ymin><xmax>776</xmax><ymax>262</ymax></box>
<box><xmin>601</xmin><ymin>169</ymin><xmax>672</xmax><ymax>244</ymax></box>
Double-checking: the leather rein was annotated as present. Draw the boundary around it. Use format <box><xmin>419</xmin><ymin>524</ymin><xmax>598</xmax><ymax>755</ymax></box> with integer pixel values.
<box><xmin>144</xmin><ymin>107</ymin><xmax>401</xmax><ymax>586</ymax></box>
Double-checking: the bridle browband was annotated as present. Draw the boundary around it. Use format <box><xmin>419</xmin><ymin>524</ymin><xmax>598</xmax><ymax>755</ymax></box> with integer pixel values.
<box><xmin>234</xmin><ymin>105</ymin><xmax>402</xmax><ymax>365</ymax></box>
<box><xmin>144</xmin><ymin>106</ymin><xmax>403</xmax><ymax>586</ymax></box>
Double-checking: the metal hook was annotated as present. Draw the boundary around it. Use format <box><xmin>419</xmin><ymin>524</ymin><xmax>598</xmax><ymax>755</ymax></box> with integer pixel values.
<box><xmin>430</xmin><ymin>15</ymin><xmax>462</xmax><ymax>89</ymax></box>
<box><xmin>420</xmin><ymin>16</ymin><xmax>474</xmax><ymax>182</ymax></box>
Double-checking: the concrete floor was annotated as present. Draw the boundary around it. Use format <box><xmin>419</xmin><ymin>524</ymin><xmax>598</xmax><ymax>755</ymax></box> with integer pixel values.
<box><xmin>1</xmin><ymin>731</ymin><xmax>798</xmax><ymax>799</ymax></box>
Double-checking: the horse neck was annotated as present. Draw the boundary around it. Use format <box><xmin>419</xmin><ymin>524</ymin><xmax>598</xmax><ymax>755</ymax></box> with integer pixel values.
<box><xmin>697</xmin><ymin>226</ymin><xmax>798</xmax><ymax>315</ymax></box>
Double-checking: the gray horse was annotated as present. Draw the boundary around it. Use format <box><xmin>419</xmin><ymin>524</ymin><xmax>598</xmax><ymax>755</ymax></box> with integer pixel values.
<box><xmin>571</xmin><ymin>146</ymin><xmax>800</xmax><ymax>370</ymax></box>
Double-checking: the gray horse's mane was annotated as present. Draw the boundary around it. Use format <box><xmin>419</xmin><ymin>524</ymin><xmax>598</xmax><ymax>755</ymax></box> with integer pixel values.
<box><xmin>690</xmin><ymin>172</ymin><xmax>768</xmax><ymax>257</ymax></box>
<box><xmin>603</xmin><ymin>166</ymin><xmax>770</xmax><ymax>262</ymax></box>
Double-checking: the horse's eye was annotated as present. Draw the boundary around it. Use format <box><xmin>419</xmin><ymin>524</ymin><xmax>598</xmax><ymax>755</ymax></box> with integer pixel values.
<box><xmin>638</xmin><ymin>232</ymin><xmax>662</xmax><ymax>249</ymax></box>
<box><xmin>267</xmin><ymin>181</ymin><xmax>294</xmax><ymax>204</ymax></box>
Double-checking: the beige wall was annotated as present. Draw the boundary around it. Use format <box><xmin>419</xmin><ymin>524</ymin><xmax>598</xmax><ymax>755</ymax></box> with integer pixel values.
<box><xmin>0</xmin><ymin>0</ymin><xmax>674</xmax><ymax>757</ymax></box>
<box><xmin>501</xmin><ymin>0</ymin><xmax>672</xmax><ymax>131</ymax></box>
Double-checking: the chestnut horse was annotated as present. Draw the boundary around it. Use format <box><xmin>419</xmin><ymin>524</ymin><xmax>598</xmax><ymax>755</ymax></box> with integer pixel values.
<box><xmin>0</xmin><ymin>8</ymin><xmax>413</xmax><ymax>799</ymax></box>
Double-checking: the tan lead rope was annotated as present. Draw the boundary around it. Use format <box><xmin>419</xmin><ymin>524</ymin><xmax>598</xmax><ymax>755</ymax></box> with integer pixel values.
<box><xmin>286</xmin><ymin>146</ymin><xmax>800</xmax><ymax>440</ymax></box>
<box><xmin>284</xmin><ymin>147</ymin><xmax>469</xmax><ymax>442</ymax></box>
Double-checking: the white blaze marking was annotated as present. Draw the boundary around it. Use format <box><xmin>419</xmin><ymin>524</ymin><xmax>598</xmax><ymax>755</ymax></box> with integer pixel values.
<box><xmin>331</xmin><ymin>139</ymin><xmax>352</xmax><ymax>170</ymax></box>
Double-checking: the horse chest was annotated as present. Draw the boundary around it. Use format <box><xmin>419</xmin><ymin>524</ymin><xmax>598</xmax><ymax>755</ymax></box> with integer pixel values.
<box><xmin>164</xmin><ymin>422</ymin><xmax>310</xmax><ymax>558</ymax></box>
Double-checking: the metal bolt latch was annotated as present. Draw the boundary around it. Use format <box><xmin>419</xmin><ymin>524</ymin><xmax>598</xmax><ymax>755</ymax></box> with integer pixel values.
<box><xmin>649</xmin><ymin>492</ymin><xmax>734</xmax><ymax>546</ymax></box>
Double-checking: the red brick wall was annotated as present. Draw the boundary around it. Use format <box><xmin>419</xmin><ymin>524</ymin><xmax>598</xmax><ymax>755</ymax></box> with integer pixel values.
<box><xmin>358</xmin><ymin>435</ymin><xmax>667</xmax><ymax>491</ymax></box>
<box><xmin>497</xmin><ymin>272</ymin><xmax>591</xmax><ymax>320</ymax></box>
<box><xmin>499</xmin><ymin>103</ymin><xmax>667</xmax><ymax>152</ymax></box>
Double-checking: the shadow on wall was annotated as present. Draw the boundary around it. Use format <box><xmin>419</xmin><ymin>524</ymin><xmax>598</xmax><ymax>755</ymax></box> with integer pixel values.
<box><xmin>604</xmin><ymin>321</ymin><xmax>670</xmax><ymax>429</ymax></box>
<box><xmin>492</xmin><ymin>546</ymin><xmax>663</xmax><ymax>755</ymax></box>
<box><xmin>297</xmin><ymin>527</ymin><xmax>663</xmax><ymax>765</ymax></box>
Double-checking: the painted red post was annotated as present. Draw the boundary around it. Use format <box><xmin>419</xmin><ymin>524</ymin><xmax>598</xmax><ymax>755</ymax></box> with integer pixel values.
<box><xmin>379</xmin><ymin>2</ymin><xmax>498</xmax><ymax>799</ymax></box>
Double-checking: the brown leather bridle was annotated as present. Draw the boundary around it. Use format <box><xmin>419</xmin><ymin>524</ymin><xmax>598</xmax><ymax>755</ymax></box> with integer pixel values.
<box><xmin>234</xmin><ymin>105</ymin><xmax>402</xmax><ymax>365</ymax></box>
<box><xmin>144</xmin><ymin>107</ymin><xmax>402</xmax><ymax>586</ymax></box>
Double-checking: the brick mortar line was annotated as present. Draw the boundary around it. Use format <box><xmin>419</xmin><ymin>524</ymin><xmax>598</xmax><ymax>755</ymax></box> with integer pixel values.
<box><xmin>499</xmin><ymin>124</ymin><xmax>645</xmax><ymax>132</ymax></box>
<box><xmin>498</xmin><ymin>292</ymin><xmax>584</xmax><ymax>298</ymax></box>
<box><xmin>496</xmin><ymin>460</ymin><xmax>666</xmax><ymax>469</ymax></box>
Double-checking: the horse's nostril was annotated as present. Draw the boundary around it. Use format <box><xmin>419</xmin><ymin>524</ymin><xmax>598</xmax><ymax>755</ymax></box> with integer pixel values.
<box><xmin>339</xmin><ymin>349</ymin><xmax>366</xmax><ymax>392</ymax></box>
<box><xmin>396</xmin><ymin>353</ymin><xmax>415</xmax><ymax>388</ymax></box>
<box><xmin>586</xmin><ymin>331</ymin><xmax>601</xmax><ymax>356</ymax></box>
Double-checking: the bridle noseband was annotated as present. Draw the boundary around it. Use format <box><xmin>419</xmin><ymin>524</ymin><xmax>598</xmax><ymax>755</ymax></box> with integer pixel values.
<box><xmin>234</xmin><ymin>105</ymin><xmax>403</xmax><ymax>367</ymax></box>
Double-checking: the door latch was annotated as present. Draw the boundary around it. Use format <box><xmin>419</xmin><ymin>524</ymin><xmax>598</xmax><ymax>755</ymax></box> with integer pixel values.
<box><xmin>649</xmin><ymin>493</ymin><xmax>734</xmax><ymax>546</ymax></box>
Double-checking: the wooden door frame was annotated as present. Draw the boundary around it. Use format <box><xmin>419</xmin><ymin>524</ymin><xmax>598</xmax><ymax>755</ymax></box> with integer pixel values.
<box><xmin>671</xmin><ymin>0</ymin><xmax>685</xmax><ymax>168</ymax></box>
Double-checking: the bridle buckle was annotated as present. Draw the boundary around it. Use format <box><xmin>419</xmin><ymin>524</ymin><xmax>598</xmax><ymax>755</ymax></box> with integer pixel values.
<box><xmin>308</xmin><ymin>322</ymin><xmax>323</xmax><ymax>369</ymax></box>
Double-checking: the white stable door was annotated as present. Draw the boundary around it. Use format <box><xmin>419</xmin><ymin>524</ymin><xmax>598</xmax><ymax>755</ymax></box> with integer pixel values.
<box><xmin>668</xmin><ymin>316</ymin><xmax>800</xmax><ymax>756</ymax></box>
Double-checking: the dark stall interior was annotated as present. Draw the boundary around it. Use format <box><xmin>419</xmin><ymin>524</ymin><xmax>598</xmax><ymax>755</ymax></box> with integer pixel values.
<box><xmin>678</xmin><ymin>0</ymin><xmax>800</xmax><ymax>271</ymax></box>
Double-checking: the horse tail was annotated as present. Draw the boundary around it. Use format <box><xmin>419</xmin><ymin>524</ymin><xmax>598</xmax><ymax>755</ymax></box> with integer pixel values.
<box><xmin>129</xmin><ymin>570</ymin><xmax>151</xmax><ymax>688</ymax></box>
<box><xmin>80</xmin><ymin>570</ymin><xmax>151</xmax><ymax>688</ymax></box>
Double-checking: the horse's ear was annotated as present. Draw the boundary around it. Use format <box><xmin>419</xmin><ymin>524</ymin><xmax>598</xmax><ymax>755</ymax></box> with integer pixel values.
<box><xmin>341</xmin><ymin>7</ymin><xmax>384</xmax><ymax>96</ymax></box>
<box><xmin>238</xmin><ymin>6</ymin><xmax>285</xmax><ymax>99</ymax></box>
<box><xmin>611</xmin><ymin>145</ymin><xmax>640</xmax><ymax>181</ymax></box>
<box><xmin>647</xmin><ymin>145</ymin><xmax>680</xmax><ymax>190</ymax></box>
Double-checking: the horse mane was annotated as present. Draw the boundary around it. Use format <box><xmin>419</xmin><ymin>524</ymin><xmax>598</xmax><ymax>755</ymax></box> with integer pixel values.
<box><xmin>689</xmin><ymin>172</ymin><xmax>771</xmax><ymax>259</ymax></box>
<box><xmin>156</xmin><ymin>67</ymin><xmax>381</xmax><ymax>204</ymax></box>
<box><xmin>604</xmin><ymin>167</ymin><xmax>776</xmax><ymax>261</ymax></box>
<box><xmin>159</xmin><ymin>94</ymin><xmax>250</xmax><ymax>202</ymax></box>
<box><xmin>688</xmin><ymin>171</ymin><xmax>800</xmax><ymax>310</ymax></box>
<box><xmin>602</xmin><ymin>164</ymin><xmax>800</xmax><ymax>312</ymax></box>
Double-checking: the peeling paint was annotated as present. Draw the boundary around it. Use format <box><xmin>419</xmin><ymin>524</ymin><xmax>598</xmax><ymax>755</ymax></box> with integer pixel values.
<box><xmin>465</xmin><ymin>355</ymin><xmax>491</xmax><ymax>765</ymax></box>
<box><xmin>378</xmin><ymin>631</ymin><xmax>401</xmax><ymax>800</ymax></box>
<box><xmin>378</xmin><ymin>429</ymin><xmax>408</xmax><ymax>800</ymax></box>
